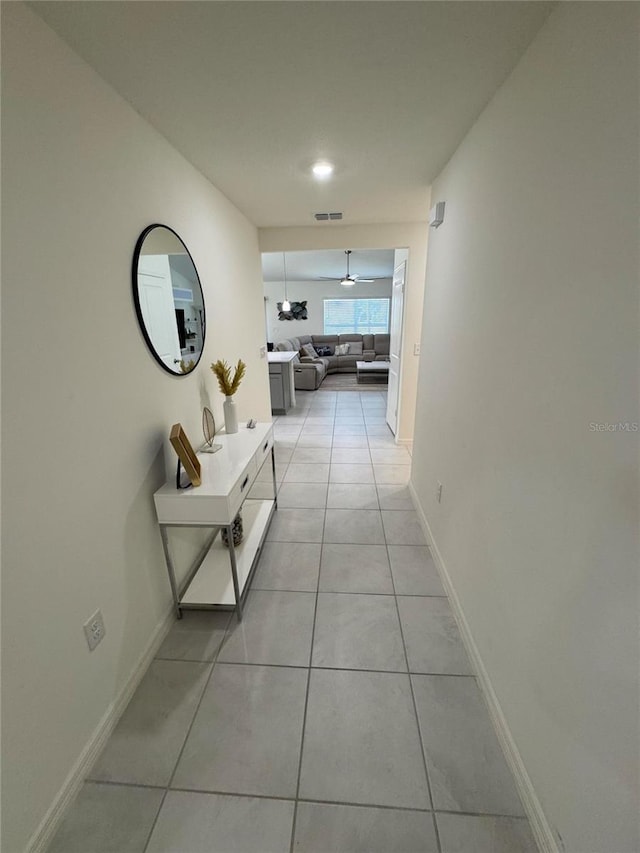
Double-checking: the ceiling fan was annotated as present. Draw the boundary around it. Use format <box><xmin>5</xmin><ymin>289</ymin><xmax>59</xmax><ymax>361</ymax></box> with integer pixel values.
<box><xmin>315</xmin><ymin>250</ymin><xmax>389</xmax><ymax>287</ymax></box>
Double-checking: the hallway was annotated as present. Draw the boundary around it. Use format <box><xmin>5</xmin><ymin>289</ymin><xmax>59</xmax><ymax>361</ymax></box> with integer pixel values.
<box><xmin>49</xmin><ymin>389</ymin><xmax>536</xmax><ymax>853</ymax></box>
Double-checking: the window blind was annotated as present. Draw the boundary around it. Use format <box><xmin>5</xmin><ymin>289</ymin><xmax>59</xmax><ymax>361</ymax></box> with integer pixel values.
<box><xmin>323</xmin><ymin>298</ymin><xmax>390</xmax><ymax>335</ymax></box>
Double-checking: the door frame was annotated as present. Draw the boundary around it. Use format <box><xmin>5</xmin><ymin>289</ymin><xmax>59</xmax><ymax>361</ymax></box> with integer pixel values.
<box><xmin>386</xmin><ymin>259</ymin><xmax>406</xmax><ymax>437</ymax></box>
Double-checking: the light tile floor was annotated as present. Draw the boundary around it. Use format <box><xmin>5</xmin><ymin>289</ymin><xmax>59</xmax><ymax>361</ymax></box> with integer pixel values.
<box><xmin>48</xmin><ymin>389</ymin><xmax>537</xmax><ymax>853</ymax></box>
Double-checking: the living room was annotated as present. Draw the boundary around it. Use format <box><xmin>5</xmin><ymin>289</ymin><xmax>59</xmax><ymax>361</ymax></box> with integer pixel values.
<box><xmin>260</xmin><ymin>225</ymin><xmax>429</xmax><ymax>446</ymax></box>
<box><xmin>263</xmin><ymin>247</ymin><xmax>397</xmax><ymax>403</ymax></box>
<box><xmin>263</xmin><ymin>248</ymin><xmax>393</xmax><ymax>345</ymax></box>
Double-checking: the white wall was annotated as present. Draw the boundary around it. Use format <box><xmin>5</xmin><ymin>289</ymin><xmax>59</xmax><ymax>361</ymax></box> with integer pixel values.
<box><xmin>264</xmin><ymin>278</ymin><xmax>392</xmax><ymax>343</ymax></box>
<box><xmin>1</xmin><ymin>5</ymin><xmax>270</xmax><ymax>851</ymax></box>
<box><xmin>411</xmin><ymin>4</ymin><xmax>639</xmax><ymax>852</ymax></box>
<box><xmin>259</xmin><ymin>223</ymin><xmax>429</xmax><ymax>445</ymax></box>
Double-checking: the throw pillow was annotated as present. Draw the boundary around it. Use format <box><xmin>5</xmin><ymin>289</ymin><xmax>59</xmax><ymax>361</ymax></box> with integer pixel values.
<box><xmin>300</xmin><ymin>344</ymin><xmax>319</xmax><ymax>359</ymax></box>
<box><xmin>334</xmin><ymin>343</ymin><xmax>350</xmax><ymax>356</ymax></box>
<box><xmin>315</xmin><ymin>345</ymin><xmax>333</xmax><ymax>356</ymax></box>
<box><xmin>348</xmin><ymin>341</ymin><xmax>363</xmax><ymax>355</ymax></box>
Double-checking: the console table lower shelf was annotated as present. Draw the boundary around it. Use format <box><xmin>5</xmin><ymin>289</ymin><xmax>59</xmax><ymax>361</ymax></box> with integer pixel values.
<box><xmin>159</xmin><ymin>497</ymin><xmax>275</xmax><ymax>620</ymax></box>
<box><xmin>180</xmin><ymin>499</ymin><xmax>274</xmax><ymax>609</ymax></box>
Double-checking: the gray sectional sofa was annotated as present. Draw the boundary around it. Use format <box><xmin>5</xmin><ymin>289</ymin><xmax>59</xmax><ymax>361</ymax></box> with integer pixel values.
<box><xmin>274</xmin><ymin>333</ymin><xmax>390</xmax><ymax>390</ymax></box>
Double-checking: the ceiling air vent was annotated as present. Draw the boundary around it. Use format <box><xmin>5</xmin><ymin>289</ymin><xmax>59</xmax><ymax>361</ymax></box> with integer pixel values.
<box><xmin>314</xmin><ymin>212</ymin><xmax>343</xmax><ymax>221</ymax></box>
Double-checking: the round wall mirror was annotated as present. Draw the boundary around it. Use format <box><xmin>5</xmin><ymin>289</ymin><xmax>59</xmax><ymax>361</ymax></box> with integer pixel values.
<box><xmin>132</xmin><ymin>224</ymin><xmax>206</xmax><ymax>375</ymax></box>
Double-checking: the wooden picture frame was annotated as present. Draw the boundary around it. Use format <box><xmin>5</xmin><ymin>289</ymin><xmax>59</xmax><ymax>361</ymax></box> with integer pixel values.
<box><xmin>169</xmin><ymin>423</ymin><xmax>201</xmax><ymax>487</ymax></box>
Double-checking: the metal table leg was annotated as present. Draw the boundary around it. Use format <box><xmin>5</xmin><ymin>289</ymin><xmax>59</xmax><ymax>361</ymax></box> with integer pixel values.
<box><xmin>271</xmin><ymin>446</ymin><xmax>278</xmax><ymax>508</ymax></box>
<box><xmin>227</xmin><ymin>526</ymin><xmax>243</xmax><ymax>621</ymax></box>
<box><xmin>159</xmin><ymin>524</ymin><xmax>182</xmax><ymax>619</ymax></box>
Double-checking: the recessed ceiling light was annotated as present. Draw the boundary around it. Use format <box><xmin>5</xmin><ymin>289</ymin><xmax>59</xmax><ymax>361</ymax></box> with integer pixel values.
<box><xmin>312</xmin><ymin>161</ymin><xmax>334</xmax><ymax>179</ymax></box>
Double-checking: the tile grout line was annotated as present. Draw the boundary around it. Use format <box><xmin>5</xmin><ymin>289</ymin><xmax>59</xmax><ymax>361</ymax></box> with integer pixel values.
<box><xmin>284</xmin><ymin>394</ymin><xmax>312</xmax><ymax>853</ymax></box>
<box><xmin>207</xmin><ymin>659</ymin><xmax>479</xmax><ymax>678</ymax></box>
<box><xmin>140</xmin><ymin>608</ymin><xmax>233</xmax><ymax>853</ymax></box>
<box><xmin>251</xmin><ymin>587</ymin><xmax>447</xmax><ymax>599</ymax></box>
<box><xmin>285</xmin><ymin>393</ymin><xmax>435</xmax><ymax>846</ymax></box>
<box><xmin>287</xmin><ymin>421</ymin><xmax>327</xmax><ymax>853</ymax></box>
<box><xmin>386</xmin><ymin>533</ymin><xmax>444</xmax><ymax>853</ymax></box>
<box><xmin>295</xmin><ymin>796</ymin><xmax>432</xmax><ymax>815</ymax></box>
<box><xmin>83</xmin><ymin>778</ymin><xmax>533</xmax><ymax>822</ymax></box>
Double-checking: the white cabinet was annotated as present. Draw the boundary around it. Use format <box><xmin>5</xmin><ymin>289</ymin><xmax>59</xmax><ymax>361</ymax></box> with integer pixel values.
<box><xmin>154</xmin><ymin>422</ymin><xmax>276</xmax><ymax>619</ymax></box>
<box><xmin>269</xmin><ymin>362</ymin><xmax>292</xmax><ymax>413</ymax></box>
<box><xmin>267</xmin><ymin>352</ymin><xmax>297</xmax><ymax>413</ymax></box>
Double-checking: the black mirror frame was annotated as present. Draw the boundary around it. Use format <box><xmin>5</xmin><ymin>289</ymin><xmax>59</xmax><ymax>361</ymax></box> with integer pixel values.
<box><xmin>132</xmin><ymin>223</ymin><xmax>206</xmax><ymax>376</ymax></box>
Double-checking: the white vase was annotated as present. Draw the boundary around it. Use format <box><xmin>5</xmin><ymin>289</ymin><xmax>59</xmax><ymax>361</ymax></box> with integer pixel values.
<box><xmin>223</xmin><ymin>396</ymin><xmax>238</xmax><ymax>434</ymax></box>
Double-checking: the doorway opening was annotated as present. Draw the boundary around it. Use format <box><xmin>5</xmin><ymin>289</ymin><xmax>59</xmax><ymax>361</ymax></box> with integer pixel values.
<box><xmin>261</xmin><ymin>247</ymin><xmax>408</xmax><ymax>436</ymax></box>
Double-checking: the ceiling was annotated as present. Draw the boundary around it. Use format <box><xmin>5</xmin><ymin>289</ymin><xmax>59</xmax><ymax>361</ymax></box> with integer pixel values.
<box><xmin>262</xmin><ymin>249</ymin><xmax>395</xmax><ymax>283</ymax></box>
<box><xmin>31</xmin><ymin>1</ymin><xmax>553</xmax><ymax>228</ymax></box>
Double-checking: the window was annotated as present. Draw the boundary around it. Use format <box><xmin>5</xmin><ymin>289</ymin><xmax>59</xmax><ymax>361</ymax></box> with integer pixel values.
<box><xmin>323</xmin><ymin>298</ymin><xmax>390</xmax><ymax>336</ymax></box>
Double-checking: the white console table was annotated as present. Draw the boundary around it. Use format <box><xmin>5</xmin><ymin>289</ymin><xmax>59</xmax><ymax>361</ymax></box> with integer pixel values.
<box><xmin>153</xmin><ymin>422</ymin><xmax>276</xmax><ymax>620</ymax></box>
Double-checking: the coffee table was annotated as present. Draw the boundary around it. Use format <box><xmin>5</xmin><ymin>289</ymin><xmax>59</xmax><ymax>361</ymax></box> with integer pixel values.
<box><xmin>356</xmin><ymin>360</ymin><xmax>390</xmax><ymax>383</ymax></box>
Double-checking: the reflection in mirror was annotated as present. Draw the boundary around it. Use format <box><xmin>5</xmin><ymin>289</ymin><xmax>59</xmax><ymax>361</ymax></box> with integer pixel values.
<box><xmin>132</xmin><ymin>224</ymin><xmax>206</xmax><ymax>375</ymax></box>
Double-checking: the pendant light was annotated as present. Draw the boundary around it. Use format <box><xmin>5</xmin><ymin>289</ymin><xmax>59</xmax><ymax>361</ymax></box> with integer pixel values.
<box><xmin>281</xmin><ymin>252</ymin><xmax>290</xmax><ymax>312</ymax></box>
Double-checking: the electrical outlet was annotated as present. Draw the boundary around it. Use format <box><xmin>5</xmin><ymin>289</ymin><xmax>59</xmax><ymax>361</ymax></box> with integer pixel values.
<box><xmin>436</xmin><ymin>481</ymin><xmax>443</xmax><ymax>503</ymax></box>
<box><xmin>259</xmin><ymin>345</ymin><xmax>266</xmax><ymax>358</ymax></box>
<box><xmin>83</xmin><ymin>609</ymin><xmax>106</xmax><ymax>651</ymax></box>
<box><xmin>414</xmin><ymin>343</ymin><xmax>421</xmax><ymax>356</ymax></box>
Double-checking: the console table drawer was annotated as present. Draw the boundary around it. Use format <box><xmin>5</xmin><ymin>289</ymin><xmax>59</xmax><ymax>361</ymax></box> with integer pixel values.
<box><xmin>228</xmin><ymin>456</ymin><xmax>257</xmax><ymax>519</ymax></box>
<box><xmin>254</xmin><ymin>432</ymin><xmax>274</xmax><ymax>471</ymax></box>
<box><xmin>154</xmin><ymin>490</ymin><xmax>232</xmax><ymax>525</ymax></box>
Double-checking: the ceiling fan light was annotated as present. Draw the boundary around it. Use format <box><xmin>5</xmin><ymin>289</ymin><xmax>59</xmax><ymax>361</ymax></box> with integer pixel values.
<box><xmin>340</xmin><ymin>277</ymin><xmax>354</xmax><ymax>287</ymax></box>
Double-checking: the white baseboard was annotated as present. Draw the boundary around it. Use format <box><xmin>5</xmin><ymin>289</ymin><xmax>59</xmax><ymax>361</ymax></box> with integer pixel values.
<box><xmin>408</xmin><ymin>481</ymin><xmax>560</xmax><ymax>853</ymax></box>
<box><xmin>26</xmin><ymin>606</ymin><xmax>176</xmax><ymax>853</ymax></box>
